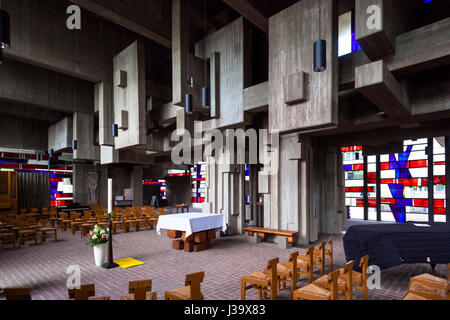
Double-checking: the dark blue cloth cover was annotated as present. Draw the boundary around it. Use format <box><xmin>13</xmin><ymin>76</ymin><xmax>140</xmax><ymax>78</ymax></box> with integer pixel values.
<box><xmin>343</xmin><ymin>222</ymin><xmax>450</xmax><ymax>271</ymax></box>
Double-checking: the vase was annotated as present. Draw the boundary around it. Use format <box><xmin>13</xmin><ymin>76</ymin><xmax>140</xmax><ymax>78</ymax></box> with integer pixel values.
<box><xmin>93</xmin><ymin>243</ymin><xmax>107</xmax><ymax>267</ymax></box>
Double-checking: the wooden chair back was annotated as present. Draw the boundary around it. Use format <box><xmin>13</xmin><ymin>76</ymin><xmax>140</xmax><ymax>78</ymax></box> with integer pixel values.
<box><xmin>288</xmin><ymin>252</ymin><xmax>298</xmax><ymax>281</ymax></box>
<box><xmin>359</xmin><ymin>255</ymin><xmax>370</xmax><ymax>282</ymax></box>
<box><xmin>342</xmin><ymin>260</ymin><xmax>354</xmax><ymax>299</ymax></box>
<box><xmin>68</xmin><ymin>284</ymin><xmax>95</xmax><ymax>300</ymax></box>
<box><xmin>3</xmin><ymin>288</ymin><xmax>31</xmax><ymax>300</ymax></box>
<box><xmin>128</xmin><ymin>280</ymin><xmax>152</xmax><ymax>300</ymax></box>
<box><xmin>40</xmin><ymin>219</ymin><xmax>49</xmax><ymax>228</ymax></box>
<box><xmin>265</xmin><ymin>257</ymin><xmax>279</xmax><ymax>290</ymax></box>
<box><xmin>328</xmin><ymin>270</ymin><xmax>340</xmax><ymax>300</ymax></box>
<box><xmin>185</xmin><ymin>272</ymin><xmax>205</xmax><ymax>300</ymax></box>
<box><xmin>328</xmin><ymin>237</ymin><xmax>333</xmax><ymax>255</ymax></box>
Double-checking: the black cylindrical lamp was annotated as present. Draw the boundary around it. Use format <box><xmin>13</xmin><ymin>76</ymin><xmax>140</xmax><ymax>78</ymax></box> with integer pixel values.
<box><xmin>313</xmin><ymin>39</ymin><xmax>326</xmax><ymax>72</ymax></box>
<box><xmin>72</xmin><ymin>139</ymin><xmax>77</xmax><ymax>150</ymax></box>
<box><xmin>112</xmin><ymin>123</ymin><xmax>118</xmax><ymax>137</ymax></box>
<box><xmin>154</xmin><ymin>120</ymin><xmax>159</xmax><ymax>132</ymax></box>
<box><xmin>0</xmin><ymin>9</ymin><xmax>11</xmax><ymax>50</ymax></box>
<box><xmin>185</xmin><ymin>93</ymin><xmax>193</xmax><ymax>114</ymax></box>
<box><xmin>201</xmin><ymin>87</ymin><xmax>210</xmax><ymax>108</ymax></box>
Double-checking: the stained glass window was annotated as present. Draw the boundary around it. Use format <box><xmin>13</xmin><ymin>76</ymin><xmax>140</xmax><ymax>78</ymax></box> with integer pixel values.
<box><xmin>343</xmin><ymin>138</ymin><xmax>447</xmax><ymax>223</ymax></box>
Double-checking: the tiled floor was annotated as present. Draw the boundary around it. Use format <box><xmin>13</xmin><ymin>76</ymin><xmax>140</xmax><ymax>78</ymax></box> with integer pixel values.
<box><xmin>0</xmin><ymin>219</ymin><xmax>447</xmax><ymax>300</ymax></box>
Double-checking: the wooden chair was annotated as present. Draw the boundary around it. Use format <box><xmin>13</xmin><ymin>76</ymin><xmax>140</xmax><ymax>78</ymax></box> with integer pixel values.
<box><xmin>339</xmin><ymin>255</ymin><xmax>369</xmax><ymax>300</ymax></box>
<box><xmin>324</xmin><ymin>237</ymin><xmax>333</xmax><ymax>271</ymax></box>
<box><xmin>3</xmin><ymin>287</ymin><xmax>31</xmax><ymax>300</ymax></box>
<box><xmin>297</xmin><ymin>246</ymin><xmax>314</xmax><ymax>283</ymax></box>
<box><xmin>39</xmin><ymin>219</ymin><xmax>58</xmax><ymax>243</ymax></box>
<box><xmin>111</xmin><ymin>214</ymin><xmax>123</xmax><ymax>234</ymax></box>
<box><xmin>313</xmin><ymin>260</ymin><xmax>354</xmax><ymax>300</ymax></box>
<box><xmin>0</xmin><ymin>232</ymin><xmax>16</xmax><ymax>248</ymax></box>
<box><xmin>293</xmin><ymin>270</ymin><xmax>340</xmax><ymax>300</ymax></box>
<box><xmin>68</xmin><ymin>284</ymin><xmax>110</xmax><ymax>300</ymax></box>
<box><xmin>17</xmin><ymin>221</ymin><xmax>38</xmax><ymax>247</ymax></box>
<box><xmin>120</xmin><ymin>279</ymin><xmax>157</xmax><ymax>300</ymax></box>
<box><xmin>277</xmin><ymin>252</ymin><xmax>298</xmax><ymax>299</ymax></box>
<box><xmin>165</xmin><ymin>271</ymin><xmax>205</xmax><ymax>300</ymax></box>
<box><xmin>312</xmin><ymin>241</ymin><xmax>326</xmax><ymax>276</ymax></box>
<box><xmin>241</xmin><ymin>258</ymin><xmax>279</xmax><ymax>300</ymax></box>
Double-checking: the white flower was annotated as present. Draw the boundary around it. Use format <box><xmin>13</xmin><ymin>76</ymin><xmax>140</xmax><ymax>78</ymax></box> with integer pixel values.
<box><xmin>92</xmin><ymin>235</ymin><xmax>98</xmax><ymax>240</ymax></box>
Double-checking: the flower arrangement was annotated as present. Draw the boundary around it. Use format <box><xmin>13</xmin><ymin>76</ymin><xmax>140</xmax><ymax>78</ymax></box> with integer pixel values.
<box><xmin>85</xmin><ymin>225</ymin><xmax>109</xmax><ymax>247</ymax></box>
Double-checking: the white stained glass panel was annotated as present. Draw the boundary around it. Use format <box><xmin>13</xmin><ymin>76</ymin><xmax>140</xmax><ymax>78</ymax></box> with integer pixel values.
<box><xmin>367</xmin><ymin>156</ymin><xmax>376</xmax><ymax>163</ymax></box>
<box><xmin>380</xmin><ymin>155</ymin><xmax>390</xmax><ymax>162</ymax></box>
<box><xmin>406</xmin><ymin>214</ymin><xmax>429</xmax><ymax>222</ymax></box>
<box><xmin>368</xmin><ymin>208</ymin><xmax>377</xmax><ymax>221</ymax></box>
<box><xmin>380</xmin><ymin>184</ymin><xmax>394</xmax><ymax>198</ymax></box>
<box><xmin>381</xmin><ymin>212</ymin><xmax>396</xmax><ymax>222</ymax></box>
<box><xmin>409</xmin><ymin>167</ymin><xmax>428</xmax><ymax>178</ymax></box>
<box><xmin>380</xmin><ymin>170</ymin><xmax>395</xmax><ymax>179</ymax></box>
<box><xmin>368</xmin><ymin>163</ymin><xmax>376</xmax><ymax>172</ymax></box>
<box><xmin>350</xmin><ymin>207</ymin><xmax>364</xmax><ymax>220</ymax></box>
<box><xmin>338</xmin><ymin>11</ymin><xmax>352</xmax><ymax>57</ymax></box>
<box><xmin>435</xmin><ymin>215</ymin><xmax>446</xmax><ymax>222</ymax></box>
<box><xmin>345</xmin><ymin>179</ymin><xmax>364</xmax><ymax>187</ymax></box>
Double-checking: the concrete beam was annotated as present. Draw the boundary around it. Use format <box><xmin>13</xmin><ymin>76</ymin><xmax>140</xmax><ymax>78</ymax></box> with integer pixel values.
<box><xmin>340</xmin><ymin>18</ymin><xmax>450</xmax><ymax>88</ymax></box>
<box><xmin>70</xmin><ymin>0</ymin><xmax>171</xmax><ymax>49</ymax></box>
<box><xmin>244</xmin><ymin>81</ymin><xmax>268</xmax><ymax>113</ymax></box>
<box><xmin>355</xmin><ymin>0</ymin><xmax>404</xmax><ymax>60</ymax></box>
<box><xmin>73</xmin><ymin>112</ymin><xmax>100</xmax><ymax>161</ymax></box>
<box><xmin>0</xmin><ymin>59</ymin><xmax>94</xmax><ymax>114</ymax></box>
<box><xmin>355</xmin><ymin>60</ymin><xmax>411</xmax><ymax>118</ymax></box>
<box><xmin>113</xmin><ymin>40</ymin><xmax>147</xmax><ymax>150</ymax></box>
<box><xmin>48</xmin><ymin>117</ymin><xmax>73</xmax><ymax>153</ymax></box>
<box><xmin>222</xmin><ymin>0</ymin><xmax>268</xmax><ymax>33</ymax></box>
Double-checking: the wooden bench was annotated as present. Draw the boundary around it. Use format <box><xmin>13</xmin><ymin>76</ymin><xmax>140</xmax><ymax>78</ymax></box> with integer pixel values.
<box><xmin>243</xmin><ymin>227</ymin><xmax>298</xmax><ymax>248</ymax></box>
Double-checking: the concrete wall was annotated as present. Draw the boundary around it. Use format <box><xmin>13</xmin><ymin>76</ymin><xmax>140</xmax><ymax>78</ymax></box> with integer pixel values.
<box><xmin>0</xmin><ymin>114</ymin><xmax>48</xmax><ymax>151</ymax></box>
<box><xmin>165</xmin><ymin>176</ymin><xmax>191</xmax><ymax>206</ymax></box>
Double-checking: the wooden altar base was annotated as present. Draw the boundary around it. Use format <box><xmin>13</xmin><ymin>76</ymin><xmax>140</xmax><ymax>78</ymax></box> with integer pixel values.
<box><xmin>168</xmin><ymin>229</ymin><xmax>216</xmax><ymax>252</ymax></box>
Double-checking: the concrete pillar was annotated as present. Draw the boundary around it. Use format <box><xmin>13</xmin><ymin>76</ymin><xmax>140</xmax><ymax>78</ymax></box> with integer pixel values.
<box><xmin>313</xmin><ymin>146</ymin><xmax>346</xmax><ymax>235</ymax></box>
<box><xmin>265</xmin><ymin>134</ymin><xmax>313</xmax><ymax>246</ymax></box>
<box><xmin>131</xmin><ymin>166</ymin><xmax>144</xmax><ymax>207</ymax></box>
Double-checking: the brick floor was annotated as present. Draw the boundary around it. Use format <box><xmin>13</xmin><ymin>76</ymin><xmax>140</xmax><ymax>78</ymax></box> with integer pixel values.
<box><xmin>0</xmin><ymin>219</ymin><xmax>447</xmax><ymax>300</ymax></box>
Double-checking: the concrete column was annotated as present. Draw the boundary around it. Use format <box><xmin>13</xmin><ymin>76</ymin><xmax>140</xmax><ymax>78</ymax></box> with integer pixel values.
<box><xmin>131</xmin><ymin>166</ymin><xmax>144</xmax><ymax>206</ymax></box>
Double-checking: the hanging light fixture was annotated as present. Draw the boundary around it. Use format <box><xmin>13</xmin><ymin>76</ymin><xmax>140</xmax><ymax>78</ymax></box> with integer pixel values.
<box><xmin>0</xmin><ymin>7</ymin><xmax>10</xmax><ymax>65</ymax></box>
<box><xmin>185</xmin><ymin>93</ymin><xmax>193</xmax><ymax>114</ymax></box>
<box><xmin>154</xmin><ymin>120</ymin><xmax>160</xmax><ymax>132</ymax></box>
<box><xmin>202</xmin><ymin>86</ymin><xmax>210</xmax><ymax>108</ymax></box>
<box><xmin>112</xmin><ymin>123</ymin><xmax>118</xmax><ymax>137</ymax></box>
<box><xmin>313</xmin><ymin>0</ymin><xmax>326</xmax><ymax>72</ymax></box>
<box><xmin>72</xmin><ymin>139</ymin><xmax>78</xmax><ymax>150</ymax></box>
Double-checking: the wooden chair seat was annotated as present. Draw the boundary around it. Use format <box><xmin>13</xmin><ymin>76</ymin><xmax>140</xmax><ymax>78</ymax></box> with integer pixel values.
<box><xmin>277</xmin><ymin>264</ymin><xmax>292</xmax><ymax>278</ymax></box>
<box><xmin>165</xmin><ymin>271</ymin><xmax>205</xmax><ymax>300</ymax></box>
<box><xmin>339</xmin><ymin>269</ymin><xmax>362</xmax><ymax>284</ymax></box>
<box><xmin>293</xmin><ymin>284</ymin><xmax>331</xmax><ymax>300</ymax></box>
<box><xmin>242</xmin><ymin>271</ymin><xmax>271</xmax><ymax>286</ymax></box>
<box><xmin>409</xmin><ymin>281</ymin><xmax>443</xmax><ymax>298</ymax></box>
<box><xmin>120</xmin><ymin>292</ymin><xmax>157</xmax><ymax>300</ymax></box>
<box><xmin>412</xmin><ymin>273</ymin><xmax>448</xmax><ymax>287</ymax></box>
<box><xmin>165</xmin><ymin>286</ymin><xmax>191</xmax><ymax>299</ymax></box>
<box><xmin>314</xmin><ymin>274</ymin><xmax>347</xmax><ymax>291</ymax></box>
<box><xmin>403</xmin><ymin>292</ymin><xmax>430</xmax><ymax>300</ymax></box>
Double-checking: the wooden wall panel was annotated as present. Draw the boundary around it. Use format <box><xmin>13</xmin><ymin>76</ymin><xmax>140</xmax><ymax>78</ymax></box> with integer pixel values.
<box><xmin>268</xmin><ymin>0</ymin><xmax>338</xmax><ymax>134</ymax></box>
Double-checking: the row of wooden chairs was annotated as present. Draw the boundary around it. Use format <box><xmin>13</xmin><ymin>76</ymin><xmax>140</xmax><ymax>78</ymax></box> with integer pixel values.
<box><xmin>0</xmin><ymin>214</ymin><xmax>58</xmax><ymax>248</ymax></box>
<box><xmin>241</xmin><ymin>244</ymin><xmax>369</xmax><ymax>301</ymax></box>
<box><xmin>403</xmin><ymin>263</ymin><xmax>450</xmax><ymax>300</ymax></box>
<box><xmin>2</xmin><ymin>272</ymin><xmax>205</xmax><ymax>301</ymax></box>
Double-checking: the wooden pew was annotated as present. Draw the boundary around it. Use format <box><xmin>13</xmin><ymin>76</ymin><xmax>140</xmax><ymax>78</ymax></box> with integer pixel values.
<box><xmin>243</xmin><ymin>226</ymin><xmax>298</xmax><ymax>247</ymax></box>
